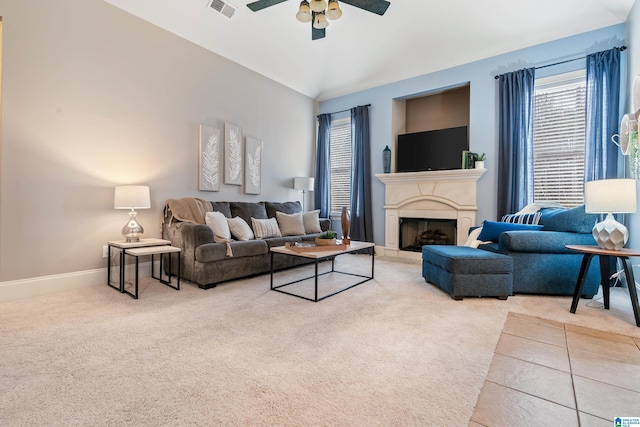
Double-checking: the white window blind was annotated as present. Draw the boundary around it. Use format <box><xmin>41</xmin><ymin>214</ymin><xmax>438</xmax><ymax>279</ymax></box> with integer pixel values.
<box><xmin>533</xmin><ymin>71</ymin><xmax>586</xmax><ymax>207</ymax></box>
<box><xmin>329</xmin><ymin>117</ymin><xmax>352</xmax><ymax>214</ymax></box>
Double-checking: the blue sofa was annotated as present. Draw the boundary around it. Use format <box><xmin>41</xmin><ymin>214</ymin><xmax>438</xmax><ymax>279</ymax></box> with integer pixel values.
<box><xmin>422</xmin><ymin>205</ymin><xmax>602</xmax><ymax>299</ymax></box>
<box><xmin>476</xmin><ymin>206</ymin><xmax>601</xmax><ymax>297</ymax></box>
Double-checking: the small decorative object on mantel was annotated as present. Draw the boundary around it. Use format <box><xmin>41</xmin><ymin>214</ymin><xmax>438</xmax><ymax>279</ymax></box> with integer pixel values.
<box><xmin>341</xmin><ymin>206</ymin><xmax>351</xmax><ymax>244</ymax></box>
<box><xmin>382</xmin><ymin>145</ymin><xmax>391</xmax><ymax>173</ymax></box>
<box><xmin>315</xmin><ymin>230</ymin><xmax>338</xmax><ymax>246</ymax></box>
<box><xmin>475</xmin><ymin>153</ymin><xmax>486</xmax><ymax>169</ymax></box>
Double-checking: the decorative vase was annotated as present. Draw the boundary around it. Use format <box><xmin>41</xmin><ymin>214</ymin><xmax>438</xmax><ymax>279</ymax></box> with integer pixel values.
<box><xmin>475</xmin><ymin>160</ymin><xmax>485</xmax><ymax>169</ymax></box>
<box><xmin>341</xmin><ymin>206</ymin><xmax>351</xmax><ymax>243</ymax></box>
<box><xmin>382</xmin><ymin>145</ymin><xmax>391</xmax><ymax>173</ymax></box>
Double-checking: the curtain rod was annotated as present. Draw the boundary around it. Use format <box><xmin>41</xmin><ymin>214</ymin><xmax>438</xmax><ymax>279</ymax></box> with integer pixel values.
<box><xmin>318</xmin><ymin>104</ymin><xmax>371</xmax><ymax>118</ymax></box>
<box><xmin>494</xmin><ymin>45</ymin><xmax>627</xmax><ymax>80</ymax></box>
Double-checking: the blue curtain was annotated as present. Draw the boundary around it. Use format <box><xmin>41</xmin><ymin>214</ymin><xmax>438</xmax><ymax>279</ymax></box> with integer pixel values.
<box><xmin>497</xmin><ymin>67</ymin><xmax>536</xmax><ymax>219</ymax></box>
<box><xmin>314</xmin><ymin>113</ymin><xmax>331</xmax><ymax>218</ymax></box>
<box><xmin>350</xmin><ymin>105</ymin><xmax>373</xmax><ymax>249</ymax></box>
<box><xmin>585</xmin><ymin>47</ymin><xmax>622</xmax><ymax>181</ymax></box>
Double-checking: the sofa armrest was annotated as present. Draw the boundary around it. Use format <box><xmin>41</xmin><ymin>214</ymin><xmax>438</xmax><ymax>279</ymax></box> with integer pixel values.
<box><xmin>498</xmin><ymin>230</ymin><xmax>595</xmax><ymax>254</ymax></box>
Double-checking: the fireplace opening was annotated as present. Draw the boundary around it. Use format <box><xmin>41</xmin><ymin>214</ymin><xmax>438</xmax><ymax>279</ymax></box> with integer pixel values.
<box><xmin>399</xmin><ymin>218</ymin><xmax>457</xmax><ymax>252</ymax></box>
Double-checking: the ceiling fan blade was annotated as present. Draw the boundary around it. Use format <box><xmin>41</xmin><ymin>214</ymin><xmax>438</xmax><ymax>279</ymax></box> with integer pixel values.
<box><xmin>246</xmin><ymin>0</ymin><xmax>288</xmax><ymax>12</ymax></box>
<box><xmin>312</xmin><ymin>25</ymin><xmax>325</xmax><ymax>40</ymax></box>
<box><xmin>340</xmin><ymin>0</ymin><xmax>390</xmax><ymax>15</ymax></box>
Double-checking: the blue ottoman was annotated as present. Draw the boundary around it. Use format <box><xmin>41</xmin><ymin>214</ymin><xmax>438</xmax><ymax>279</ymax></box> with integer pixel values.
<box><xmin>422</xmin><ymin>245</ymin><xmax>513</xmax><ymax>300</ymax></box>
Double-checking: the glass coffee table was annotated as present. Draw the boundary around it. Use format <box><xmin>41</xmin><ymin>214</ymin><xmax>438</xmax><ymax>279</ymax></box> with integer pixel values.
<box><xmin>270</xmin><ymin>240</ymin><xmax>375</xmax><ymax>302</ymax></box>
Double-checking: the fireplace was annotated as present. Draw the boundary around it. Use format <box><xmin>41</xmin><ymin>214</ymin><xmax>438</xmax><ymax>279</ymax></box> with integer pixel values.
<box><xmin>375</xmin><ymin>169</ymin><xmax>486</xmax><ymax>259</ymax></box>
<box><xmin>399</xmin><ymin>218</ymin><xmax>457</xmax><ymax>252</ymax></box>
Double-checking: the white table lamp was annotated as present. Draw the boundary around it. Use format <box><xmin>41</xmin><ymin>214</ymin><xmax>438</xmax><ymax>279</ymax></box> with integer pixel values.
<box><xmin>585</xmin><ymin>178</ymin><xmax>637</xmax><ymax>250</ymax></box>
<box><xmin>114</xmin><ymin>185</ymin><xmax>151</xmax><ymax>242</ymax></box>
<box><xmin>293</xmin><ymin>177</ymin><xmax>315</xmax><ymax>211</ymax></box>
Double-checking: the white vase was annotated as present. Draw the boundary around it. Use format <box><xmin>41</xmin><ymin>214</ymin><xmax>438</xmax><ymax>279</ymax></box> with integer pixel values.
<box><xmin>475</xmin><ymin>161</ymin><xmax>485</xmax><ymax>169</ymax></box>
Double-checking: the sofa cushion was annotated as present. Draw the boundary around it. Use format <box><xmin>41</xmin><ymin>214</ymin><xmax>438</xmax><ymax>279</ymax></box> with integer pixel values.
<box><xmin>195</xmin><ymin>240</ymin><xmax>268</xmax><ymax>262</ymax></box>
<box><xmin>264</xmin><ymin>201</ymin><xmax>302</xmax><ymax>218</ymax></box>
<box><xmin>422</xmin><ymin>245</ymin><xmax>512</xmax><ymax>275</ymax></box>
<box><xmin>230</xmin><ymin>202</ymin><xmax>268</xmax><ymax>229</ymax></box>
<box><xmin>276</xmin><ymin>211</ymin><xmax>306</xmax><ymax>236</ymax></box>
<box><xmin>205</xmin><ymin>211</ymin><xmax>231</xmax><ymax>243</ymax></box>
<box><xmin>252</xmin><ymin>217</ymin><xmax>282</xmax><ymax>239</ymax></box>
<box><xmin>227</xmin><ymin>217</ymin><xmax>254</xmax><ymax>241</ymax></box>
<box><xmin>478</xmin><ymin>221</ymin><xmax>542</xmax><ymax>242</ymax></box>
<box><xmin>303</xmin><ymin>210</ymin><xmax>322</xmax><ymax>234</ymax></box>
<box><xmin>538</xmin><ymin>205</ymin><xmax>597</xmax><ymax>234</ymax></box>
<box><xmin>210</xmin><ymin>201</ymin><xmax>232</xmax><ymax>218</ymax></box>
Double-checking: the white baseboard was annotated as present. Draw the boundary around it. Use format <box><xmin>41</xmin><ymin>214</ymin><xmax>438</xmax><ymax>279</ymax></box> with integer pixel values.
<box><xmin>0</xmin><ymin>261</ymin><xmax>154</xmax><ymax>303</ymax></box>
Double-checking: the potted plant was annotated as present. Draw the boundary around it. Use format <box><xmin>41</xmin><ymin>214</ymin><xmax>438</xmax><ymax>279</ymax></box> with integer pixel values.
<box><xmin>475</xmin><ymin>153</ymin><xmax>486</xmax><ymax>169</ymax></box>
<box><xmin>315</xmin><ymin>230</ymin><xmax>338</xmax><ymax>246</ymax></box>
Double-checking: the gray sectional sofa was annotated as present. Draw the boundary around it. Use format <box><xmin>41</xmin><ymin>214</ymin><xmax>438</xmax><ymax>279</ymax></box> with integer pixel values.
<box><xmin>162</xmin><ymin>200</ymin><xmax>330</xmax><ymax>289</ymax></box>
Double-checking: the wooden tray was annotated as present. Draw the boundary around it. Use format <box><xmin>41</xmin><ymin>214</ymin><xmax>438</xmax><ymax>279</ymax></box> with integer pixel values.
<box><xmin>285</xmin><ymin>242</ymin><xmax>348</xmax><ymax>253</ymax></box>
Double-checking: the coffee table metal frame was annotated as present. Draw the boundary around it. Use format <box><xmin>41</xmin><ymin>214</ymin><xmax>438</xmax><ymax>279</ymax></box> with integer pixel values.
<box><xmin>270</xmin><ymin>241</ymin><xmax>375</xmax><ymax>302</ymax></box>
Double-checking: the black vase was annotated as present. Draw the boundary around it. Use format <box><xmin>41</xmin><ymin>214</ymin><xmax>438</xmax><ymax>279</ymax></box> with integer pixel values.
<box><xmin>383</xmin><ymin>145</ymin><xmax>391</xmax><ymax>173</ymax></box>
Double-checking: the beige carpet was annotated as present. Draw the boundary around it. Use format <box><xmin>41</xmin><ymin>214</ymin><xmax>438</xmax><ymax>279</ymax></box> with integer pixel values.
<box><xmin>1</xmin><ymin>255</ymin><xmax>639</xmax><ymax>426</ymax></box>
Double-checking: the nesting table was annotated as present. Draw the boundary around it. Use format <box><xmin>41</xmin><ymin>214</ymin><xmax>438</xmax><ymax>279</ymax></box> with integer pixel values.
<box><xmin>107</xmin><ymin>238</ymin><xmax>181</xmax><ymax>299</ymax></box>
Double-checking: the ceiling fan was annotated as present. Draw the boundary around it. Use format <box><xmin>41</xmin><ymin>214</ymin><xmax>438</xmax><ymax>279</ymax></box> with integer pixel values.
<box><xmin>246</xmin><ymin>0</ymin><xmax>391</xmax><ymax>40</ymax></box>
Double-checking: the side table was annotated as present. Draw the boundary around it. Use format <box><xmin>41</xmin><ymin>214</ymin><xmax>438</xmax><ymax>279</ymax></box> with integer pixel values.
<box><xmin>124</xmin><ymin>246</ymin><xmax>181</xmax><ymax>299</ymax></box>
<box><xmin>566</xmin><ymin>244</ymin><xmax>640</xmax><ymax>327</ymax></box>
<box><xmin>107</xmin><ymin>238</ymin><xmax>171</xmax><ymax>296</ymax></box>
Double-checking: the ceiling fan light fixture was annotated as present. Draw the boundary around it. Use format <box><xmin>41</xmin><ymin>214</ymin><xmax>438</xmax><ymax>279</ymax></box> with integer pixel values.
<box><xmin>326</xmin><ymin>0</ymin><xmax>342</xmax><ymax>20</ymax></box>
<box><xmin>313</xmin><ymin>11</ymin><xmax>329</xmax><ymax>29</ymax></box>
<box><xmin>309</xmin><ymin>0</ymin><xmax>327</xmax><ymax>13</ymax></box>
<box><xmin>296</xmin><ymin>0</ymin><xmax>312</xmax><ymax>22</ymax></box>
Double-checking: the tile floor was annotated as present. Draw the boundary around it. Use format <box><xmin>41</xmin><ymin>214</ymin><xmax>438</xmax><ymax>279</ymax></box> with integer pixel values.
<box><xmin>470</xmin><ymin>312</ymin><xmax>640</xmax><ymax>426</ymax></box>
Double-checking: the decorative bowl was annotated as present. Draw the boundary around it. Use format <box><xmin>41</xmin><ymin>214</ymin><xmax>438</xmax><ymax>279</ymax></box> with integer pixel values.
<box><xmin>315</xmin><ymin>237</ymin><xmax>337</xmax><ymax>246</ymax></box>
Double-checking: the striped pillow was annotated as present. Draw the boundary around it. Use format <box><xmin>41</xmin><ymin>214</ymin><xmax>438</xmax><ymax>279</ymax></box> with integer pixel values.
<box><xmin>251</xmin><ymin>217</ymin><xmax>282</xmax><ymax>239</ymax></box>
<box><xmin>501</xmin><ymin>212</ymin><xmax>541</xmax><ymax>225</ymax></box>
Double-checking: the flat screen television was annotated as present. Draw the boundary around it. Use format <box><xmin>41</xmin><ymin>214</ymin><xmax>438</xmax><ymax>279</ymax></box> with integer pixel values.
<box><xmin>396</xmin><ymin>126</ymin><xmax>468</xmax><ymax>172</ymax></box>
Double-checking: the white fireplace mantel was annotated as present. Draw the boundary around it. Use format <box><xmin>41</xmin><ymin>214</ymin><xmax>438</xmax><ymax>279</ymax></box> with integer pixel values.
<box><xmin>375</xmin><ymin>169</ymin><xmax>486</xmax><ymax>259</ymax></box>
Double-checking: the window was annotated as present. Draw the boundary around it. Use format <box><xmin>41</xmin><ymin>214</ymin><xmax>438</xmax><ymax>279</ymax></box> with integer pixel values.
<box><xmin>532</xmin><ymin>70</ymin><xmax>586</xmax><ymax>206</ymax></box>
<box><xmin>329</xmin><ymin>116</ymin><xmax>352</xmax><ymax>215</ymax></box>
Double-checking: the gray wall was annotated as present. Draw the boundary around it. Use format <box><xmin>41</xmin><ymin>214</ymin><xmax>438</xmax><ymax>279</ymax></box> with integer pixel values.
<box><xmin>0</xmin><ymin>0</ymin><xmax>317</xmax><ymax>282</ymax></box>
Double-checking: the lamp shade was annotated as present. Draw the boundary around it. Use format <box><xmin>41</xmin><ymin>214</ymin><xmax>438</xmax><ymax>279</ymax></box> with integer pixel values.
<box><xmin>293</xmin><ymin>177</ymin><xmax>315</xmax><ymax>192</ymax></box>
<box><xmin>296</xmin><ymin>0</ymin><xmax>312</xmax><ymax>22</ymax></box>
<box><xmin>114</xmin><ymin>185</ymin><xmax>151</xmax><ymax>210</ymax></box>
<box><xmin>585</xmin><ymin>179</ymin><xmax>637</xmax><ymax>214</ymax></box>
<box><xmin>326</xmin><ymin>0</ymin><xmax>342</xmax><ymax>19</ymax></box>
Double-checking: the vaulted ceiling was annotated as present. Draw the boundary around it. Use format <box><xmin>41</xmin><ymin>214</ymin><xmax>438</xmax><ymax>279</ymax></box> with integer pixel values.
<box><xmin>104</xmin><ymin>0</ymin><xmax>634</xmax><ymax>101</ymax></box>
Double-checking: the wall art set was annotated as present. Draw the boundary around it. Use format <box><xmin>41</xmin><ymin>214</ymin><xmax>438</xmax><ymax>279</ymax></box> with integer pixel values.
<box><xmin>198</xmin><ymin>122</ymin><xmax>263</xmax><ymax>194</ymax></box>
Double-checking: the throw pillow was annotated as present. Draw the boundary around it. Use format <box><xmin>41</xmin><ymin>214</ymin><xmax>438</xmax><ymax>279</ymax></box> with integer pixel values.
<box><xmin>251</xmin><ymin>217</ymin><xmax>282</xmax><ymax>239</ymax></box>
<box><xmin>227</xmin><ymin>216</ymin><xmax>254</xmax><ymax>241</ymax></box>
<box><xmin>303</xmin><ymin>210</ymin><xmax>322</xmax><ymax>234</ymax></box>
<box><xmin>205</xmin><ymin>211</ymin><xmax>231</xmax><ymax>243</ymax></box>
<box><xmin>478</xmin><ymin>220</ymin><xmax>543</xmax><ymax>242</ymax></box>
<box><xmin>538</xmin><ymin>205</ymin><xmax>597</xmax><ymax>234</ymax></box>
<box><xmin>276</xmin><ymin>211</ymin><xmax>306</xmax><ymax>236</ymax></box>
<box><xmin>501</xmin><ymin>212</ymin><xmax>541</xmax><ymax>225</ymax></box>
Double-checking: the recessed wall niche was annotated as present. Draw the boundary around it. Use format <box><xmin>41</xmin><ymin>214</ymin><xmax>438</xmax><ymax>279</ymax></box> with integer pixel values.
<box><xmin>390</xmin><ymin>84</ymin><xmax>470</xmax><ymax>172</ymax></box>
